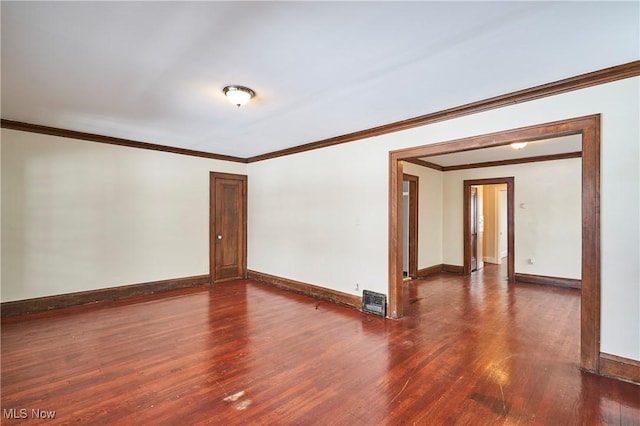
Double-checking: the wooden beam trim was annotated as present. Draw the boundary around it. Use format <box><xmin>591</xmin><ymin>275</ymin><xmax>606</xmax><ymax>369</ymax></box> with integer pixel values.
<box><xmin>578</xmin><ymin>114</ymin><xmax>601</xmax><ymax>373</ymax></box>
<box><xmin>247</xmin><ymin>270</ymin><xmax>362</xmax><ymax>310</ymax></box>
<box><xmin>0</xmin><ymin>119</ymin><xmax>248</xmax><ymax>163</ymax></box>
<box><xmin>388</xmin><ymin>154</ymin><xmax>404</xmax><ymax>318</ymax></box>
<box><xmin>599</xmin><ymin>353</ymin><xmax>640</xmax><ymax>385</ymax></box>
<box><xmin>248</xmin><ymin>61</ymin><xmax>639</xmax><ymax>162</ymax></box>
<box><xmin>391</xmin><ymin>115</ymin><xmax>596</xmax><ymax>160</ymax></box>
<box><xmin>514</xmin><ymin>273</ymin><xmax>581</xmax><ymax>290</ymax></box>
<box><xmin>404</xmin><ymin>158</ymin><xmax>444</xmax><ymax>171</ymax></box>
<box><xmin>441</xmin><ymin>151</ymin><xmax>582</xmax><ymax>171</ymax></box>
<box><xmin>0</xmin><ymin>275</ymin><xmax>210</xmax><ymax>317</ymax></box>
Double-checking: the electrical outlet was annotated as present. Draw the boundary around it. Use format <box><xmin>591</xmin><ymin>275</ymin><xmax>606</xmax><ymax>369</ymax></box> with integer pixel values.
<box><xmin>355</xmin><ymin>283</ymin><xmax>359</xmax><ymax>292</ymax></box>
<box><xmin>528</xmin><ymin>258</ymin><xmax>535</xmax><ymax>265</ymax></box>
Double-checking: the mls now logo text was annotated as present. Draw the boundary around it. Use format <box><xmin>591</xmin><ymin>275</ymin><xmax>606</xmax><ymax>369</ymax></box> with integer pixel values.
<box><xmin>3</xmin><ymin>408</ymin><xmax>57</xmax><ymax>420</ymax></box>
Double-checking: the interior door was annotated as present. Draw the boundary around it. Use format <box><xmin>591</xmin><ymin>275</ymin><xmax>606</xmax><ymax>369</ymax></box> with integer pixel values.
<box><xmin>470</xmin><ymin>187</ymin><xmax>478</xmax><ymax>272</ymax></box>
<box><xmin>210</xmin><ymin>172</ymin><xmax>247</xmax><ymax>283</ymax></box>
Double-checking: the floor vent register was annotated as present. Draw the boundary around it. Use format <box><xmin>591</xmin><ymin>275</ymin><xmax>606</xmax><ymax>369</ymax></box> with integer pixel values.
<box><xmin>362</xmin><ymin>290</ymin><xmax>387</xmax><ymax>317</ymax></box>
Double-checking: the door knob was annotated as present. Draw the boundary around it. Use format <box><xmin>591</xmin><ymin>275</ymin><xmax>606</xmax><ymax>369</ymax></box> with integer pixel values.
<box><xmin>217</xmin><ymin>235</ymin><xmax>223</xmax><ymax>240</ymax></box>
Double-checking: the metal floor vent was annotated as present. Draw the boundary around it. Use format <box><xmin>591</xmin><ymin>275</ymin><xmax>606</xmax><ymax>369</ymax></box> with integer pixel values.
<box><xmin>362</xmin><ymin>290</ymin><xmax>386</xmax><ymax>317</ymax></box>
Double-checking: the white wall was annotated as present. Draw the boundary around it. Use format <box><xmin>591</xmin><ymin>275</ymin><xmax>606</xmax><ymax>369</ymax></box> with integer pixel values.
<box><xmin>443</xmin><ymin>159</ymin><xmax>582</xmax><ymax>279</ymax></box>
<box><xmin>402</xmin><ymin>162</ymin><xmax>443</xmax><ymax>270</ymax></box>
<box><xmin>248</xmin><ymin>141</ymin><xmax>390</xmax><ymax>297</ymax></box>
<box><xmin>248</xmin><ymin>77</ymin><xmax>639</xmax><ymax>360</ymax></box>
<box><xmin>1</xmin><ymin>129</ymin><xmax>246</xmax><ymax>302</ymax></box>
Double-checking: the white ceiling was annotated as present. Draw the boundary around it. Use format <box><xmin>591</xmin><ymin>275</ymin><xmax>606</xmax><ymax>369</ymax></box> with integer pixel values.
<box><xmin>419</xmin><ymin>134</ymin><xmax>583</xmax><ymax>167</ymax></box>
<box><xmin>1</xmin><ymin>2</ymin><xmax>638</xmax><ymax>159</ymax></box>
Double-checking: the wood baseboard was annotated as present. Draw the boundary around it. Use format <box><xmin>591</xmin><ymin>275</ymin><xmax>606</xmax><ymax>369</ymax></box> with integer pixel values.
<box><xmin>1</xmin><ymin>275</ymin><xmax>210</xmax><ymax>317</ymax></box>
<box><xmin>416</xmin><ymin>264</ymin><xmax>443</xmax><ymax>278</ymax></box>
<box><xmin>442</xmin><ymin>264</ymin><xmax>464</xmax><ymax>274</ymax></box>
<box><xmin>514</xmin><ymin>273</ymin><xmax>581</xmax><ymax>289</ymax></box>
<box><xmin>247</xmin><ymin>270</ymin><xmax>361</xmax><ymax>310</ymax></box>
<box><xmin>599</xmin><ymin>353</ymin><xmax>640</xmax><ymax>385</ymax></box>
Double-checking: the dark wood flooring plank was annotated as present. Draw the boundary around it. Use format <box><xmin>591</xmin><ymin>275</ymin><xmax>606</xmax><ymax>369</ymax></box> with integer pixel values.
<box><xmin>2</xmin><ymin>265</ymin><xmax>638</xmax><ymax>425</ymax></box>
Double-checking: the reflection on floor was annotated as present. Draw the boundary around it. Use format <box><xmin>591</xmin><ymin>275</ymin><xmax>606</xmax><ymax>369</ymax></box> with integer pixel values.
<box><xmin>2</xmin><ymin>264</ymin><xmax>638</xmax><ymax>424</ymax></box>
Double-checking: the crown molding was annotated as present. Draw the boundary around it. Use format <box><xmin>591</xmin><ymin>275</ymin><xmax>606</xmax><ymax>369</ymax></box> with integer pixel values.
<box><xmin>247</xmin><ymin>60</ymin><xmax>639</xmax><ymax>162</ymax></box>
<box><xmin>0</xmin><ymin>119</ymin><xmax>248</xmax><ymax>163</ymax></box>
<box><xmin>403</xmin><ymin>158</ymin><xmax>443</xmax><ymax>171</ymax></box>
<box><xmin>441</xmin><ymin>151</ymin><xmax>582</xmax><ymax>171</ymax></box>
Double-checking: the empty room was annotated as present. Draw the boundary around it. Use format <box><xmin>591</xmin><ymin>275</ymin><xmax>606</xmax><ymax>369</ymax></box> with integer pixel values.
<box><xmin>1</xmin><ymin>2</ymin><xmax>639</xmax><ymax>424</ymax></box>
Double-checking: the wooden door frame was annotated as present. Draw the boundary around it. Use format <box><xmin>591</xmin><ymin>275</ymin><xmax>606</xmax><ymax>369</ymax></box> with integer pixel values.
<box><xmin>209</xmin><ymin>172</ymin><xmax>248</xmax><ymax>284</ymax></box>
<box><xmin>389</xmin><ymin>114</ymin><xmax>600</xmax><ymax>374</ymax></box>
<box><xmin>463</xmin><ymin>178</ymin><xmax>515</xmax><ymax>281</ymax></box>
<box><xmin>403</xmin><ymin>174</ymin><xmax>419</xmax><ymax>278</ymax></box>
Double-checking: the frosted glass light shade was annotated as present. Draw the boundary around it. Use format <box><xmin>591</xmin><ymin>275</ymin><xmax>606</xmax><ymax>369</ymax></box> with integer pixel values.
<box><xmin>223</xmin><ymin>85</ymin><xmax>255</xmax><ymax>107</ymax></box>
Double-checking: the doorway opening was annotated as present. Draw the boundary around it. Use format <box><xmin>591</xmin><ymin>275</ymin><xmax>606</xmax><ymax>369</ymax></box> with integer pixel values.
<box><xmin>464</xmin><ymin>178</ymin><xmax>515</xmax><ymax>282</ymax></box>
<box><xmin>402</xmin><ymin>174</ymin><xmax>418</xmax><ymax>279</ymax></box>
<box><xmin>388</xmin><ymin>114</ymin><xmax>600</xmax><ymax>373</ymax></box>
<box><xmin>499</xmin><ymin>189</ymin><xmax>508</xmax><ymax>260</ymax></box>
<box><xmin>469</xmin><ymin>186</ymin><xmax>480</xmax><ymax>273</ymax></box>
<box><xmin>466</xmin><ymin>183</ymin><xmax>510</xmax><ymax>275</ymax></box>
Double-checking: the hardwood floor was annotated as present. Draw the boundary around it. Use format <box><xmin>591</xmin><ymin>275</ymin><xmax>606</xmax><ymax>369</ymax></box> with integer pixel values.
<box><xmin>2</xmin><ymin>264</ymin><xmax>638</xmax><ymax>425</ymax></box>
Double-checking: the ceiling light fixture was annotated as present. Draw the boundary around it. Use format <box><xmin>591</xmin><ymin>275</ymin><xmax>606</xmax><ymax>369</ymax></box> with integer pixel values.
<box><xmin>510</xmin><ymin>142</ymin><xmax>528</xmax><ymax>150</ymax></box>
<box><xmin>223</xmin><ymin>85</ymin><xmax>255</xmax><ymax>107</ymax></box>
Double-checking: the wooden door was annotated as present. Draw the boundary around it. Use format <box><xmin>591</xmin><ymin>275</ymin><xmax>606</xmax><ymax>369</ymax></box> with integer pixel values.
<box><xmin>210</xmin><ymin>173</ymin><xmax>247</xmax><ymax>283</ymax></box>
